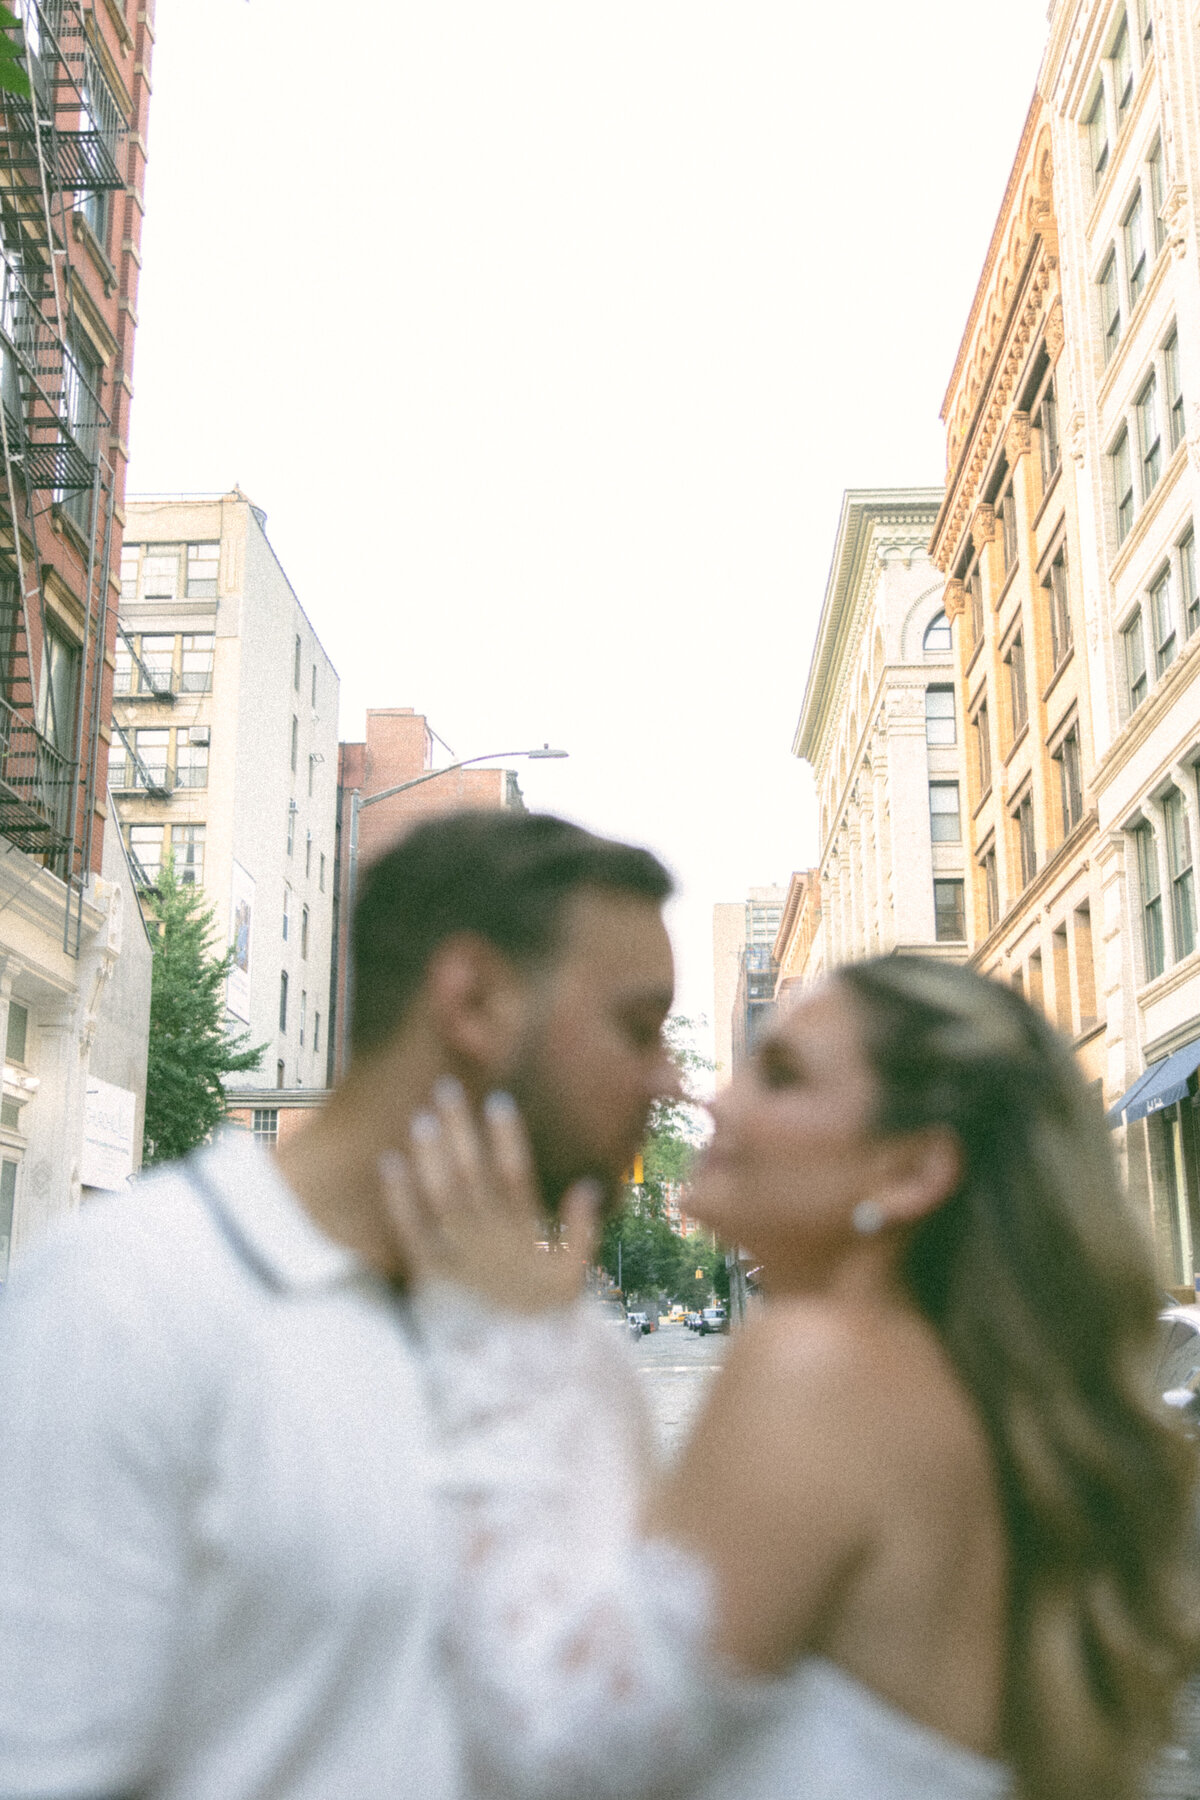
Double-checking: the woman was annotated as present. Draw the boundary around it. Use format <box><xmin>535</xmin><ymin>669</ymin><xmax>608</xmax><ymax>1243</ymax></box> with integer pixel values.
<box><xmin>390</xmin><ymin>957</ymin><xmax>1197</xmax><ymax>1800</ymax></box>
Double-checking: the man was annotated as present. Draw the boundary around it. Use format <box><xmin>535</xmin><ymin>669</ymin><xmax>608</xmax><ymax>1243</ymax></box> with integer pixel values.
<box><xmin>0</xmin><ymin>811</ymin><xmax>680</xmax><ymax>1800</ymax></box>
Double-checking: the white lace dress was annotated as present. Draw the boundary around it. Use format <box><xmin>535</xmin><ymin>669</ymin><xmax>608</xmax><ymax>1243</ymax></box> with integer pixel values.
<box><xmin>411</xmin><ymin>1284</ymin><xmax>1011</xmax><ymax>1800</ymax></box>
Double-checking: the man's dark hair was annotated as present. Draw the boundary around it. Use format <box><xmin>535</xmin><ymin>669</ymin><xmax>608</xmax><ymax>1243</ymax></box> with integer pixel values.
<box><xmin>350</xmin><ymin>810</ymin><xmax>673</xmax><ymax>1055</ymax></box>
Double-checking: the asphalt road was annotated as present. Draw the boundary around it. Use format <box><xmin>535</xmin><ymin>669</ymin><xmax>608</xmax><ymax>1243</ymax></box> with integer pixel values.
<box><xmin>628</xmin><ymin>1319</ymin><xmax>1200</xmax><ymax>1794</ymax></box>
<box><xmin>629</xmin><ymin>1318</ymin><xmax>728</xmax><ymax>1459</ymax></box>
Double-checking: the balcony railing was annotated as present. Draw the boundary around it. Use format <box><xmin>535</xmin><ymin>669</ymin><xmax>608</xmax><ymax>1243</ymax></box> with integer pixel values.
<box><xmin>0</xmin><ymin>691</ymin><xmax>72</xmax><ymax>850</ymax></box>
<box><xmin>5</xmin><ymin>1</ymin><xmax>126</xmax><ymax>196</ymax></box>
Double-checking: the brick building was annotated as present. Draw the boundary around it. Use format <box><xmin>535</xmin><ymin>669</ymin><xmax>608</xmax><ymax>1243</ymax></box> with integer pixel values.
<box><xmin>331</xmin><ymin>708</ymin><xmax>525</xmax><ymax>1079</ymax></box>
<box><xmin>0</xmin><ymin>0</ymin><xmax>156</xmax><ymax>1274</ymax></box>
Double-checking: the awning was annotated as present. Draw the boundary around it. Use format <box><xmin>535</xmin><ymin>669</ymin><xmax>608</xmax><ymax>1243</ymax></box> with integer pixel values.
<box><xmin>1108</xmin><ymin>1037</ymin><xmax>1200</xmax><ymax>1127</ymax></box>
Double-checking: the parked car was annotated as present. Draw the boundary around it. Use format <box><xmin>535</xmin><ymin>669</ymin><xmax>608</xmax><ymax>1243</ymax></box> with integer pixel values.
<box><xmin>685</xmin><ymin>1312</ymin><xmax>702</xmax><ymax>1331</ymax></box>
<box><xmin>627</xmin><ymin>1311</ymin><xmax>652</xmax><ymax>1336</ymax></box>
<box><xmin>697</xmin><ymin>1307</ymin><xmax>728</xmax><ymax>1336</ymax></box>
<box><xmin>1156</xmin><ymin>1303</ymin><xmax>1200</xmax><ymax>1393</ymax></box>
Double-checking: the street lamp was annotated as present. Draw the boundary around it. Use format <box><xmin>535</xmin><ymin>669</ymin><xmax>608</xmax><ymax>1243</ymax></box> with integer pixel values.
<box><xmin>343</xmin><ymin>743</ymin><xmax>568</xmax><ymax>1039</ymax></box>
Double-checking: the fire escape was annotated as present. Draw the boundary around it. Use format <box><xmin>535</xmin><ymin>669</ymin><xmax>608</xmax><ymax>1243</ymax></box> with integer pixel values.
<box><xmin>0</xmin><ymin>0</ymin><xmax>124</xmax><ymax>952</ymax></box>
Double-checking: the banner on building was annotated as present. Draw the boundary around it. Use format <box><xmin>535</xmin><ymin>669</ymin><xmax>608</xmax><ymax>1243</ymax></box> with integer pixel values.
<box><xmin>228</xmin><ymin>861</ymin><xmax>254</xmax><ymax>1023</ymax></box>
<box><xmin>81</xmin><ymin>1077</ymin><xmax>137</xmax><ymax>1191</ymax></box>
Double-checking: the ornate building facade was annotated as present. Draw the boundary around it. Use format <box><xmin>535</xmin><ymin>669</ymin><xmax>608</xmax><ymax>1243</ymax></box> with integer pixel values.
<box><xmin>930</xmin><ymin>101</ymin><xmax>1105</xmax><ymax>1077</ymax></box>
<box><xmin>1041</xmin><ymin>0</ymin><xmax>1200</xmax><ymax>1289</ymax></box>
<box><xmin>784</xmin><ymin>490</ymin><xmax>965</xmax><ymax>983</ymax></box>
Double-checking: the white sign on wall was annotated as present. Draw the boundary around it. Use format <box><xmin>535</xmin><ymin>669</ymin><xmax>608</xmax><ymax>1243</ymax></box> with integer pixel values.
<box><xmin>81</xmin><ymin>1076</ymin><xmax>137</xmax><ymax>1191</ymax></box>
<box><xmin>228</xmin><ymin>860</ymin><xmax>254</xmax><ymax>1023</ymax></box>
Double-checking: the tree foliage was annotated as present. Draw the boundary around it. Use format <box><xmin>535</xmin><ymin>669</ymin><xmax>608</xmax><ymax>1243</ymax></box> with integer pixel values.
<box><xmin>142</xmin><ymin>859</ymin><xmax>265</xmax><ymax>1165</ymax></box>
<box><xmin>599</xmin><ymin>1016</ymin><xmax>730</xmax><ymax>1306</ymax></box>
<box><xmin>0</xmin><ymin>8</ymin><xmax>32</xmax><ymax>100</ymax></box>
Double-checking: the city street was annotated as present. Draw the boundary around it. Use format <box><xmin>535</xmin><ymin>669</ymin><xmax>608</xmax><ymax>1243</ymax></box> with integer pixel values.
<box><xmin>629</xmin><ymin>1319</ymin><xmax>728</xmax><ymax>1459</ymax></box>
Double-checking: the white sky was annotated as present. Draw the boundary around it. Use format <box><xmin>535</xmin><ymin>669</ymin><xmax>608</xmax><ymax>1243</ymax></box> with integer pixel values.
<box><xmin>129</xmin><ymin>0</ymin><xmax>1053</xmax><ymax>1043</ymax></box>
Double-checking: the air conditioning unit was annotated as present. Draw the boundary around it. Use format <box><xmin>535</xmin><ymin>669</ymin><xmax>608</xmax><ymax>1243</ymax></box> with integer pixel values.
<box><xmin>188</xmin><ymin>727</ymin><xmax>210</xmax><ymax>746</ymax></box>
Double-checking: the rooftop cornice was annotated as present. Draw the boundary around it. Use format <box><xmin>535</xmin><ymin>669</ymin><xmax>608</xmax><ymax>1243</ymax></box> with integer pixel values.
<box><xmin>793</xmin><ymin>488</ymin><xmax>944</xmax><ymax>765</ymax></box>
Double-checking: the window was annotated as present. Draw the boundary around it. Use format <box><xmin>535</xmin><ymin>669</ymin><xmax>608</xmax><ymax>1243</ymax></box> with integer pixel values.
<box><xmin>139</xmin><ymin>634</ymin><xmax>174</xmax><ymax>695</ymax></box>
<box><xmin>1100</xmin><ymin>253</ymin><xmax>1122</xmax><ymax>363</ymax></box>
<box><xmin>179</xmin><ymin>634</ymin><xmax>214</xmax><ymax>693</ymax></box>
<box><xmin>968</xmin><ymin>563</ymin><xmax>984</xmax><ymax>647</ymax></box>
<box><xmin>1164</xmin><ymin>788</ymin><xmax>1196</xmax><ymax>960</ymax></box>
<box><xmin>1135</xmin><ymin>821</ymin><xmax>1165</xmax><ymax>979</ymax></box>
<box><xmin>1054</xmin><ymin>726</ymin><xmax>1084</xmax><ymax>836</ymax></box>
<box><xmin>1087</xmin><ymin>86</ymin><xmax>1110</xmax><ymax>187</ymax></box>
<box><xmin>1137</xmin><ymin>371</ymin><xmax>1162</xmax><ymax>496</ymax></box>
<box><xmin>973</xmin><ymin>700</ymin><xmax>992</xmax><ymax>794</ymax></box>
<box><xmin>319</xmin><ymin>852</ymin><xmax>326</xmax><ymax>892</ymax></box>
<box><xmin>1006</xmin><ymin>633</ymin><xmax>1028</xmax><ymax>737</ymax></box>
<box><xmin>175</xmin><ymin>730</ymin><xmax>208</xmax><ymax>789</ymax></box>
<box><xmin>1140</xmin><ymin>0</ymin><xmax>1153</xmax><ymax>57</ymax></box>
<box><xmin>925</xmin><ymin>686</ymin><xmax>955</xmax><ymax>745</ymax></box>
<box><xmin>114</xmin><ymin>639</ymin><xmax>133</xmax><ymax>695</ymax></box>
<box><xmin>1164</xmin><ymin>330</ymin><xmax>1185</xmax><ymax>453</ymax></box>
<box><xmin>282</xmin><ymin>890</ymin><xmax>290</xmax><ymax>941</ymax></box>
<box><xmin>305</xmin><ymin>831</ymin><xmax>312</xmax><ymax>877</ymax></box>
<box><xmin>1075</xmin><ymin>904</ymin><xmax>1098</xmax><ymax>1029</ymax></box>
<box><xmin>6</xmin><ymin>999</ymin><xmax>28</xmax><ymax>1065</ymax></box>
<box><xmin>119</xmin><ymin>545</ymin><xmax>139</xmax><ymax>600</ymax></box>
<box><xmin>186</xmin><ymin>542</ymin><xmax>219</xmax><ymax>598</ymax></box>
<box><xmin>1113</xmin><ymin>16</ymin><xmax>1134</xmax><ymax>129</ymax></box>
<box><xmin>252</xmin><ymin>1109</ymin><xmax>278</xmax><ymax>1145</ymax></box>
<box><xmin>308</xmin><ymin>753</ymin><xmax>316</xmax><ymax>798</ymax></box>
<box><xmin>301</xmin><ymin>905</ymin><xmax>309</xmax><ymax>958</ymax></box>
<box><xmin>1149</xmin><ymin>137</ymin><xmax>1166</xmax><ymax>254</ymax></box>
<box><xmin>293</xmin><ymin>634</ymin><xmax>301</xmax><ymax>692</ymax></box>
<box><xmin>287</xmin><ymin>800</ymin><xmax>297</xmax><ymax>856</ymax></box>
<box><xmin>133</xmin><ymin>727</ymin><xmax>169</xmax><ymax>789</ymax></box>
<box><xmin>140</xmin><ymin>549</ymin><xmax>179</xmax><ymax>601</ymax></box>
<box><xmin>982</xmin><ymin>847</ymin><xmax>1000</xmax><ymax>932</ymax></box>
<box><xmin>923</xmin><ymin>611</ymin><xmax>951</xmax><ymax>654</ymax></box>
<box><xmin>1113</xmin><ymin>429</ymin><xmax>1134</xmax><ymax>542</ymax></box>
<box><xmin>934</xmin><ymin>880</ymin><xmax>966</xmax><ymax>943</ymax></box>
<box><xmin>127</xmin><ymin>824</ymin><xmax>163</xmax><ymax>886</ymax></box>
<box><xmin>1182</xmin><ymin>531</ymin><xmax>1198</xmax><ymax>638</ymax></box>
<box><xmin>290</xmin><ymin>716</ymin><xmax>298</xmax><ymax>774</ymax></box>
<box><xmin>1124</xmin><ymin>189</ymin><xmax>1147</xmax><ymax>308</ymax></box>
<box><xmin>929</xmin><ymin>782</ymin><xmax>961</xmax><ymax>843</ymax></box>
<box><xmin>276</xmin><ymin>1059</ymin><xmax>285</xmax><ymax>1090</ymax></box>
<box><xmin>299</xmin><ymin>990</ymin><xmax>307</xmax><ymax>1049</ymax></box>
<box><xmin>1124</xmin><ymin>608</ymin><xmax>1149</xmax><ymax>712</ymax></box>
<box><xmin>37</xmin><ymin>623</ymin><xmax>79</xmax><ymax>756</ymax></box>
<box><xmin>171</xmin><ymin>824</ymin><xmax>204</xmax><ymax>886</ymax></box>
<box><xmin>0</xmin><ymin>1158</ymin><xmax>16</xmax><ymax>1283</ymax></box>
<box><xmin>279</xmin><ymin>970</ymin><xmax>289</xmax><ymax>1033</ymax></box>
<box><xmin>1014</xmin><ymin>792</ymin><xmax>1037</xmax><ymax>888</ymax></box>
<box><xmin>1149</xmin><ymin>565</ymin><xmax>1177</xmax><ymax>676</ymax></box>
<box><xmin>1037</xmin><ymin>378</ymin><xmax>1060</xmax><ymax>490</ymax></box>
<box><xmin>999</xmin><ymin>485</ymin><xmax>1019</xmax><ymax>575</ymax></box>
<box><xmin>311</xmin><ymin>664</ymin><xmax>317</xmax><ymax>708</ymax></box>
<box><xmin>313</xmin><ymin>1012</ymin><xmax>321</xmax><ymax>1056</ymax></box>
<box><xmin>1045</xmin><ymin>547</ymin><xmax>1072</xmax><ymax>667</ymax></box>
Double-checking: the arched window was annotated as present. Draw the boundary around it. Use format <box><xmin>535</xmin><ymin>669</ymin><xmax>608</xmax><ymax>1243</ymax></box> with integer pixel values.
<box><xmin>924</xmin><ymin>610</ymin><xmax>952</xmax><ymax>654</ymax></box>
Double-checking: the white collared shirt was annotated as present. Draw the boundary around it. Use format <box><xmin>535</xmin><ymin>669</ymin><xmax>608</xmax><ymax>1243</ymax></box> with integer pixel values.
<box><xmin>0</xmin><ymin>1131</ymin><xmax>462</xmax><ymax>1800</ymax></box>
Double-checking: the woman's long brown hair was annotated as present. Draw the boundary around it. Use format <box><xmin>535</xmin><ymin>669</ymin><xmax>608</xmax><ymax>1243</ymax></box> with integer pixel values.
<box><xmin>838</xmin><ymin>955</ymin><xmax>1198</xmax><ymax>1800</ymax></box>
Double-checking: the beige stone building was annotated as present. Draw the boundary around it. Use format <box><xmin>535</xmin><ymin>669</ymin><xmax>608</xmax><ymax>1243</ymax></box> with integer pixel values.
<box><xmin>115</xmin><ymin>493</ymin><xmax>339</xmax><ymax>1109</ymax></box>
<box><xmin>711</xmin><ymin>887</ymin><xmax>786</xmax><ymax>1080</ymax></box>
<box><xmin>783</xmin><ymin>490</ymin><xmax>965</xmax><ymax>983</ymax></box>
<box><xmin>930</xmin><ymin>101</ymin><xmax>1105</xmax><ymax>1073</ymax></box>
<box><xmin>1037</xmin><ymin>0</ymin><xmax>1200</xmax><ymax>1289</ymax></box>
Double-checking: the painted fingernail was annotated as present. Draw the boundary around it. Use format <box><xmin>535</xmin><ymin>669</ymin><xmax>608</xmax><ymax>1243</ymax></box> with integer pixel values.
<box><xmin>483</xmin><ymin>1090</ymin><xmax>517</xmax><ymax>1120</ymax></box>
<box><xmin>433</xmin><ymin>1075</ymin><xmax>465</xmax><ymax>1107</ymax></box>
<box><xmin>411</xmin><ymin>1111</ymin><xmax>440</xmax><ymax>1142</ymax></box>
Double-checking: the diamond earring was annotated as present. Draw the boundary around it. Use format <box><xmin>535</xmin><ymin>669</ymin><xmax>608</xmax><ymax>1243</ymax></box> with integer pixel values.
<box><xmin>852</xmin><ymin>1199</ymin><xmax>887</xmax><ymax>1236</ymax></box>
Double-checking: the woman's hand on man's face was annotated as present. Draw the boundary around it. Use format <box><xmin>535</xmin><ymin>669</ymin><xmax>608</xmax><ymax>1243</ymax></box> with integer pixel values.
<box><xmin>380</xmin><ymin>1077</ymin><xmax>600</xmax><ymax>1313</ymax></box>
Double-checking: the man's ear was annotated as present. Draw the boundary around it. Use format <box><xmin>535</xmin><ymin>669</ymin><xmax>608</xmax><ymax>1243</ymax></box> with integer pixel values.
<box><xmin>424</xmin><ymin>933</ymin><xmax>531</xmax><ymax>1073</ymax></box>
<box><xmin>872</xmin><ymin>1126</ymin><xmax>963</xmax><ymax>1226</ymax></box>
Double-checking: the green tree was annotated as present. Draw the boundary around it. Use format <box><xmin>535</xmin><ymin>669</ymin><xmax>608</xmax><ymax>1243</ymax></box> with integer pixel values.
<box><xmin>600</xmin><ymin>1016</ymin><xmax>730</xmax><ymax>1305</ymax></box>
<box><xmin>142</xmin><ymin>859</ymin><xmax>265</xmax><ymax>1165</ymax></box>
<box><xmin>0</xmin><ymin>8</ymin><xmax>32</xmax><ymax>100</ymax></box>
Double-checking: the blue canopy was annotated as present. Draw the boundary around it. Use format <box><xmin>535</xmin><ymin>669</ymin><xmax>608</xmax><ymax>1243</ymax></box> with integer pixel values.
<box><xmin>1108</xmin><ymin>1037</ymin><xmax>1200</xmax><ymax>1127</ymax></box>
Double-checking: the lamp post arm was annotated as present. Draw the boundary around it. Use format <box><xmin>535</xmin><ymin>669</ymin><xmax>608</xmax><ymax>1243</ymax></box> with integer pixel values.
<box><xmin>358</xmin><ymin>752</ymin><xmax>541</xmax><ymax>812</ymax></box>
